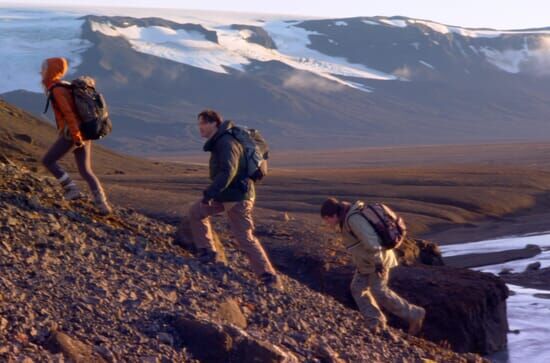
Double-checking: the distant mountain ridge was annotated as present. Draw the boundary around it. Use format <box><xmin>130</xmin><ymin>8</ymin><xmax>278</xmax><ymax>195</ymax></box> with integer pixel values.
<box><xmin>1</xmin><ymin>8</ymin><xmax>550</xmax><ymax>155</ymax></box>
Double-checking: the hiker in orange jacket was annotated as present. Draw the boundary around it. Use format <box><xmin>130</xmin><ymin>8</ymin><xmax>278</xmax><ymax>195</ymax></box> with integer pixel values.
<box><xmin>40</xmin><ymin>57</ymin><xmax>112</xmax><ymax>215</ymax></box>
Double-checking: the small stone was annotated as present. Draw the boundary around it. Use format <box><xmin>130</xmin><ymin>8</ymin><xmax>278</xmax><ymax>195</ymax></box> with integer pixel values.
<box><xmin>0</xmin><ymin>317</ymin><xmax>8</xmax><ymax>332</ymax></box>
<box><xmin>157</xmin><ymin>332</ymin><xmax>174</xmax><ymax>346</ymax></box>
<box><xmin>14</xmin><ymin>133</ymin><xmax>33</xmax><ymax>144</ymax></box>
<box><xmin>94</xmin><ymin>345</ymin><xmax>117</xmax><ymax>363</ymax></box>
<box><xmin>525</xmin><ymin>262</ymin><xmax>541</xmax><ymax>272</ymax></box>
<box><xmin>282</xmin><ymin>212</ymin><xmax>291</xmax><ymax>222</ymax></box>
<box><xmin>27</xmin><ymin>196</ymin><xmax>42</xmax><ymax>209</ymax></box>
<box><xmin>0</xmin><ymin>154</ymin><xmax>15</xmax><ymax>166</ymax></box>
<box><xmin>140</xmin><ymin>356</ymin><xmax>160</xmax><ymax>363</ymax></box>
<box><xmin>217</xmin><ymin>299</ymin><xmax>247</xmax><ymax>329</ymax></box>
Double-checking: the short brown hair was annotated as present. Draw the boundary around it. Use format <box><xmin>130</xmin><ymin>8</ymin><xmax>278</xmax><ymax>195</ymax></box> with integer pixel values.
<box><xmin>320</xmin><ymin>197</ymin><xmax>341</xmax><ymax>217</ymax></box>
<box><xmin>198</xmin><ymin>109</ymin><xmax>223</xmax><ymax>126</ymax></box>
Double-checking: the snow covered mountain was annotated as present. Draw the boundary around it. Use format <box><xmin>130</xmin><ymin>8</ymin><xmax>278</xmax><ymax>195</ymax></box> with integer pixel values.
<box><xmin>1</xmin><ymin>7</ymin><xmax>550</xmax><ymax>154</ymax></box>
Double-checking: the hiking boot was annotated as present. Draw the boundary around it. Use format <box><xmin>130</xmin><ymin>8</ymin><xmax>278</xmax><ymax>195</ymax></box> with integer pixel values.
<box><xmin>408</xmin><ymin>306</ymin><xmax>426</xmax><ymax>335</ymax></box>
<box><xmin>197</xmin><ymin>248</ymin><xmax>218</xmax><ymax>264</ymax></box>
<box><xmin>63</xmin><ymin>184</ymin><xmax>82</xmax><ymax>201</ymax></box>
<box><xmin>260</xmin><ymin>272</ymin><xmax>284</xmax><ymax>291</ymax></box>
<box><xmin>92</xmin><ymin>189</ymin><xmax>112</xmax><ymax>215</ymax></box>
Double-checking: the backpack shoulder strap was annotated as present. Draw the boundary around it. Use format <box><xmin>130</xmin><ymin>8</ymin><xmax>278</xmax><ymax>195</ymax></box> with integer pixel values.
<box><xmin>43</xmin><ymin>82</ymin><xmax>72</xmax><ymax>114</ymax></box>
<box><xmin>344</xmin><ymin>207</ymin><xmax>367</xmax><ymax>239</ymax></box>
<box><xmin>344</xmin><ymin>208</ymin><xmax>369</xmax><ymax>250</ymax></box>
<box><xmin>346</xmin><ymin>205</ymin><xmax>383</xmax><ymax>239</ymax></box>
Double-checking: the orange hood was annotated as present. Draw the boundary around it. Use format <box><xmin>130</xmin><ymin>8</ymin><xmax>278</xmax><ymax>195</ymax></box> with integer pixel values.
<box><xmin>42</xmin><ymin>57</ymin><xmax>68</xmax><ymax>89</ymax></box>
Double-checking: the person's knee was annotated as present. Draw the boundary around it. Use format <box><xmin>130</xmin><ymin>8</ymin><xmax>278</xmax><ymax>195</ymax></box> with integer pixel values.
<box><xmin>349</xmin><ymin>278</ymin><xmax>368</xmax><ymax>297</ymax></box>
<box><xmin>350</xmin><ymin>282</ymin><xmax>365</xmax><ymax>299</ymax></box>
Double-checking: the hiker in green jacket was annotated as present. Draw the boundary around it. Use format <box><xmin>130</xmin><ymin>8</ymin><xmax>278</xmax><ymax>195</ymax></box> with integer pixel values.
<box><xmin>320</xmin><ymin>197</ymin><xmax>425</xmax><ymax>335</ymax></box>
<box><xmin>188</xmin><ymin>110</ymin><xmax>282</xmax><ymax>289</ymax></box>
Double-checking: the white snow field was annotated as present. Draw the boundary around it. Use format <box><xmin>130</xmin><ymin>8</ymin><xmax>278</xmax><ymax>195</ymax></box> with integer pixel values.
<box><xmin>440</xmin><ymin>233</ymin><xmax>550</xmax><ymax>363</ymax></box>
<box><xmin>0</xmin><ymin>8</ymin><xmax>91</xmax><ymax>94</ymax></box>
<box><xmin>90</xmin><ymin>19</ymin><xmax>397</xmax><ymax>92</ymax></box>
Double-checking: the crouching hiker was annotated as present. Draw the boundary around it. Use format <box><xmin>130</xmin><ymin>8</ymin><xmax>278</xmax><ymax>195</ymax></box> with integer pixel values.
<box><xmin>188</xmin><ymin>109</ymin><xmax>282</xmax><ymax>290</ymax></box>
<box><xmin>40</xmin><ymin>57</ymin><xmax>112</xmax><ymax>215</ymax></box>
<box><xmin>320</xmin><ymin>198</ymin><xmax>425</xmax><ymax>335</ymax></box>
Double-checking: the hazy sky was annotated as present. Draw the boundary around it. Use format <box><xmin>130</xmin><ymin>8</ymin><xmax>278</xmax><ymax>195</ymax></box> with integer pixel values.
<box><xmin>6</xmin><ymin>0</ymin><xmax>550</xmax><ymax>30</ymax></box>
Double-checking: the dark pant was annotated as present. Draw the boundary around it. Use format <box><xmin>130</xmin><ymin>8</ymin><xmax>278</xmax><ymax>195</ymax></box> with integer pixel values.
<box><xmin>42</xmin><ymin>135</ymin><xmax>102</xmax><ymax>192</ymax></box>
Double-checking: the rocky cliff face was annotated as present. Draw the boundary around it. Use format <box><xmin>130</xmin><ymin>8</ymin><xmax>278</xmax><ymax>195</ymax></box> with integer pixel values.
<box><xmin>0</xmin><ymin>160</ymin><xmax>481</xmax><ymax>362</ymax></box>
<box><xmin>390</xmin><ymin>265</ymin><xmax>509</xmax><ymax>354</ymax></box>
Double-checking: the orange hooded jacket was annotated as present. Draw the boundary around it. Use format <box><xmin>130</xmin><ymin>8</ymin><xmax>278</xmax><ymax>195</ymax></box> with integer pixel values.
<box><xmin>42</xmin><ymin>58</ymin><xmax>83</xmax><ymax>143</ymax></box>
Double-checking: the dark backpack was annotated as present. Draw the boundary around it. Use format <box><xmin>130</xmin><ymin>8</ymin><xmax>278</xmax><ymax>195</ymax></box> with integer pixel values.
<box><xmin>347</xmin><ymin>203</ymin><xmax>407</xmax><ymax>250</ymax></box>
<box><xmin>227</xmin><ymin>125</ymin><xmax>269</xmax><ymax>182</ymax></box>
<box><xmin>44</xmin><ymin>76</ymin><xmax>112</xmax><ymax>140</ymax></box>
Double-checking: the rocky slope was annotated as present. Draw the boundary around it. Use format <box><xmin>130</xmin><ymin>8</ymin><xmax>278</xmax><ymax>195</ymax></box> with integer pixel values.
<box><xmin>0</xmin><ymin>160</ymin><xmax>485</xmax><ymax>362</ymax></box>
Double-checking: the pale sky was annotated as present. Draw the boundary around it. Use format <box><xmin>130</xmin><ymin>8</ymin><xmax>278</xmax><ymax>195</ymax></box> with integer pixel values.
<box><xmin>5</xmin><ymin>0</ymin><xmax>550</xmax><ymax>30</ymax></box>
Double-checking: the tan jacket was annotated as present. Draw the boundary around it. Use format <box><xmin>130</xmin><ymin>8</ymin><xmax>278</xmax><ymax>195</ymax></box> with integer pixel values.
<box><xmin>342</xmin><ymin>201</ymin><xmax>398</xmax><ymax>274</ymax></box>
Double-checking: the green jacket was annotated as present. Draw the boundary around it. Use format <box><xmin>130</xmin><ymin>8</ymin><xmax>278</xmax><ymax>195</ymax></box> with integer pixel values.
<box><xmin>203</xmin><ymin>121</ymin><xmax>255</xmax><ymax>203</ymax></box>
<box><xmin>342</xmin><ymin>201</ymin><xmax>398</xmax><ymax>274</ymax></box>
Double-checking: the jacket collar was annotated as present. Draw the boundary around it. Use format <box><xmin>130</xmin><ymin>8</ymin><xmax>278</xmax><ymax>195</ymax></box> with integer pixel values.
<box><xmin>203</xmin><ymin>120</ymin><xmax>234</xmax><ymax>152</ymax></box>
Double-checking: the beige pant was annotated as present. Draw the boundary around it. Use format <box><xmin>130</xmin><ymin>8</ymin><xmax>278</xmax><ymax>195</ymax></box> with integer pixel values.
<box><xmin>189</xmin><ymin>200</ymin><xmax>276</xmax><ymax>276</ymax></box>
<box><xmin>350</xmin><ymin>270</ymin><xmax>422</xmax><ymax>329</ymax></box>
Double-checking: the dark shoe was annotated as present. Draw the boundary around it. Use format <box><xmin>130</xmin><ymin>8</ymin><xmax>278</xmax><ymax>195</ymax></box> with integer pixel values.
<box><xmin>260</xmin><ymin>272</ymin><xmax>284</xmax><ymax>291</ymax></box>
<box><xmin>197</xmin><ymin>248</ymin><xmax>217</xmax><ymax>264</ymax></box>
<box><xmin>63</xmin><ymin>184</ymin><xmax>82</xmax><ymax>201</ymax></box>
<box><xmin>408</xmin><ymin>307</ymin><xmax>426</xmax><ymax>335</ymax></box>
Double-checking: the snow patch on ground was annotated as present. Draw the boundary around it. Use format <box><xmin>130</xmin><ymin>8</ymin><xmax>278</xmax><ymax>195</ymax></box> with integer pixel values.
<box><xmin>378</xmin><ymin>18</ymin><xmax>408</xmax><ymax>28</ymax></box>
<box><xmin>361</xmin><ymin>19</ymin><xmax>379</xmax><ymax>26</ymax></box>
<box><xmin>334</xmin><ymin>21</ymin><xmax>348</xmax><ymax>27</ymax></box>
<box><xmin>480</xmin><ymin>38</ymin><xmax>550</xmax><ymax>75</ymax></box>
<box><xmin>418</xmin><ymin>60</ymin><xmax>435</xmax><ymax>69</ymax></box>
<box><xmin>479</xmin><ymin>46</ymin><xmax>530</xmax><ymax>73</ymax></box>
<box><xmin>0</xmin><ymin>8</ymin><xmax>91</xmax><ymax>93</ymax></box>
<box><xmin>410</xmin><ymin>19</ymin><xmax>550</xmax><ymax>39</ymax></box>
<box><xmin>410</xmin><ymin>19</ymin><xmax>502</xmax><ymax>38</ymax></box>
<box><xmin>263</xmin><ymin>21</ymin><xmax>396</xmax><ymax>82</ymax></box>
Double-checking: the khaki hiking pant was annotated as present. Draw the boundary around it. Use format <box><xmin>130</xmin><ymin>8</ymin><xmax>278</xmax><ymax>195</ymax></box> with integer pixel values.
<box><xmin>350</xmin><ymin>270</ymin><xmax>423</xmax><ymax>329</ymax></box>
<box><xmin>189</xmin><ymin>200</ymin><xmax>276</xmax><ymax>276</ymax></box>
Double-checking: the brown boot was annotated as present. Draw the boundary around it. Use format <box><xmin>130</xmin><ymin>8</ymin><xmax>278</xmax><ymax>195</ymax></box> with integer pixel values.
<box><xmin>408</xmin><ymin>307</ymin><xmax>426</xmax><ymax>335</ymax></box>
<box><xmin>261</xmin><ymin>272</ymin><xmax>284</xmax><ymax>291</ymax></box>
